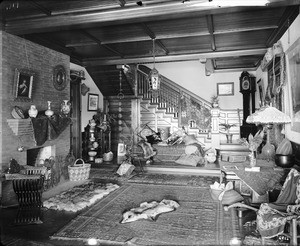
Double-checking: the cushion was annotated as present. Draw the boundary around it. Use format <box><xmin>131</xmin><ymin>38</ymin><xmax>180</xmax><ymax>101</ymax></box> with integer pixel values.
<box><xmin>146</xmin><ymin>133</ymin><xmax>162</xmax><ymax>145</ymax></box>
<box><xmin>138</xmin><ymin>124</ymin><xmax>156</xmax><ymax>140</ymax></box>
<box><xmin>183</xmin><ymin>135</ymin><xmax>205</xmax><ymax>147</ymax></box>
<box><xmin>175</xmin><ymin>154</ymin><xmax>205</xmax><ymax>167</ymax></box>
<box><xmin>182</xmin><ymin>135</ymin><xmax>198</xmax><ymax>145</ymax></box>
<box><xmin>221</xmin><ymin>189</ymin><xmax>244</xmax><ymax>205</ymax></box>
<box><xmin>138</xmin><ymin>141</ymin><xmax>156</xmax><ymax>159</ymax></box>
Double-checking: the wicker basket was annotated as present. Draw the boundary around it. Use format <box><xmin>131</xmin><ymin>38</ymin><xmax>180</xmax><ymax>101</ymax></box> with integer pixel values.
<box><xmin>68</xmin><ymin>158</ymin><xmax>91</xmax><ymax>181</ymax></box>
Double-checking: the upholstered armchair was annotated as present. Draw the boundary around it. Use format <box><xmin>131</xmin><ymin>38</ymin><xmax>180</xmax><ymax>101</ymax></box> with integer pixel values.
<box><xmin>227</xmin><ymin>168</ymin><xmax>300</xmax><ymax>245</ymax></box>
<box><xmin>256</xmin><ymin>168</ymin><xmax>300</xmax><ymax>245</ymax></box>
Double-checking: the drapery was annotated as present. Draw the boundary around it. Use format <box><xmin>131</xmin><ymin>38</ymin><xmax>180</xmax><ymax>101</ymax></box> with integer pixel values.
<box><xmin>31</xmin><ymin>114</ymin><xmax>71</xmax><ymax>146</ymax></box>
<box><xmin>257</xmin><ymin>168</ymin><xmax>300</xmax><ymax>238</ymax></box>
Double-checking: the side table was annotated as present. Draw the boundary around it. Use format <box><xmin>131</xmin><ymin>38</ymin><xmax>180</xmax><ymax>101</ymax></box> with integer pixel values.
<box><xmin>221</xmin><ymin>160</ymin><xmax>286</xmax><ymax>204</ymax></box>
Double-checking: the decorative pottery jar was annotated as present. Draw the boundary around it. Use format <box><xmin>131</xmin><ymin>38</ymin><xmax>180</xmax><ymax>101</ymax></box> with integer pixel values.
<box><xmin>103</xmin><ymin>151</ymin><xmax>113</xmax><ymax>162</ymax></box>
<box><xmin>88</xmin><ymin>150</ymin><xmax>97</xmax><ymax>161</ymax></box>
<box><xmin>95</xmin><ymin>158</ymin><xmax>103</xmax><ymax>164</ymax></box>
<box><xmin>28</xmin><ymin>105</ymin><xmax>38</xmax><ymax>118</ymax></box>
<box><xmin>92</xmin><ymin>141</ymin><xmax>99</xmax><ymax>149</ymax></box>
<box><xmin>206</xmin><ymin>153</ymin><xmax>216</xmax><ymax>163</ymax></box>
<box><xmin>61</xmin><ymin>100</ymin><xmax>71</xmax><ymax>116</ymax></box>
<box><xmin>45</xmin><ymin>101</ymin><xmax>54</xmax><ymax>117</ymax></box>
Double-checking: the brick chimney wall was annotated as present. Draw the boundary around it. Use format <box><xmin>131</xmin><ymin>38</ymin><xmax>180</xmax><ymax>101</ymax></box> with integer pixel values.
<box><xmin>0</xmin><ymin>31</ymin><xmax>71</xmax><ymax>201</ymax></box>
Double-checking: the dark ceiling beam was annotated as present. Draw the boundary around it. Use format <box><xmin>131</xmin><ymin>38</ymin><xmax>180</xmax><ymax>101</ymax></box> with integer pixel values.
<box><xmin>64</xmin><ymin>24</ymin><xmax>278</xmax><ymax>48</ymax></box>
<box><xmin>24</xmin><ymin>35</ymin><xmax>73</xmax><ymax>56</ymax></box>
<box><xmin>5</xmin><ymin>0</ymin><xmax>294</xmax><ymax>35</ymax></box>
<box><xmin>81</xmin><ymin>30</ymin><xmax>124</xmax><ymax>57</ymax></box>
<box><xmin>81</xmin><ymin>48</ymin><xmax>267</xmax><ymax>66</ymax></box>
<box><xmin>117</xmin><ymin>0</ymin><xmax>126</xmax><ymax>8</ymax></box>
<box><xmin>28</xmin><ymin>1</ymin><xmax>52</xmax><ymax>16</ymax></box>
<box><xmin>206</xmin><ymin>15</ymin><xmax>216</xmax><ymax>51</ymax></box>
<box><xmin>214</xmin><ymin>67</ymin><xmax>257</xmax><ymax>72</ymax></box>
<box><xmin>140</xmin><ymin>23</ymin><xmax>169</xmax><ymax>55</ymax></box>
<box><xmin>266</xmin><ymin>6</ymin><xmax>299</xmax><ymax>46</ymax></box>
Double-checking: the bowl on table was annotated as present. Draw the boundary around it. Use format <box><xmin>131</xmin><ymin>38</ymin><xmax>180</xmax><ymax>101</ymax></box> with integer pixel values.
<box><xmin>275</xmin><ymin>154</ymin><xmax>295</xmax><ymax>168</ymax></box>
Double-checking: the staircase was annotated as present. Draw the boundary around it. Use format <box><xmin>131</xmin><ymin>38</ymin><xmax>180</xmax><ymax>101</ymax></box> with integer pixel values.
<box><xmin>107</xmin><ymin>65</ymin><xmax>249</xmax><ymax>177</ymax></box>
<box><xmin>137</xmin><ymin>65</ymin><xmax>211</xmax><ymax>136</ymax></box>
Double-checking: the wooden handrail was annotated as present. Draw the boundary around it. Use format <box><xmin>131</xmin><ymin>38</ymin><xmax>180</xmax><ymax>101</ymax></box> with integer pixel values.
<box><xmin>137</xmin><ymin>65</ymin><xmax>211</xmax><ymax>113</ymax></box>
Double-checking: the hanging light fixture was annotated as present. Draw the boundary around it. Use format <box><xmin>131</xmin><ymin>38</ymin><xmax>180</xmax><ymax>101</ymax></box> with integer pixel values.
<box><xmin>148</xmin><ymin>39</ymin><xmax>161</xmax><ymax>94</ymax></box>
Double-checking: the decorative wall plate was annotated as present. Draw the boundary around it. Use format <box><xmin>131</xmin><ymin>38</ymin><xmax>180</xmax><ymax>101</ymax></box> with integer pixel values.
<box><xmin>53</xmin><ymin>65</ymin><xmax>67</xmax><ymax>91</ymax></box>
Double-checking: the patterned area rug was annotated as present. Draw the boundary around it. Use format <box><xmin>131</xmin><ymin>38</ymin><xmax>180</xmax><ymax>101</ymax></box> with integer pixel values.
<box><xmin>51</xmin><ymin>183</ymin><xmax>240</xmax><ymax>245</ymax></box>
<box><xmin>128</xmin><ymin>173</ymin><xmax>220</xmax><ymax>187</ymax></box>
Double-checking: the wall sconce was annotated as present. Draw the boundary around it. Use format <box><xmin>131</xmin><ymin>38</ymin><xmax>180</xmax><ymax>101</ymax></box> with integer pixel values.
<box><xmin>246</xmin><ymin>105</ymin><xmax>291</xmax><ymax>162</ymax></box>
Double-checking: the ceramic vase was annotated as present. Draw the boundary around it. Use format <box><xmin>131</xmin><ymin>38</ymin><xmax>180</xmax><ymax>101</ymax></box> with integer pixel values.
<box><xmin>206</xmin><ymin>153</ymin><xmax>216</xmax><ymax>163</ymax></box>
<box><xmin>61</xmin><ymin>100</ymin><xmax>71</xmax><ymax>116</ymax></box>
<box><xmin>249</xmin><ymin>151</ymin><xmax>257</xmax><ymax>167</ymax></box>
<box><xmin>88</xmin><ymin>150</ymin><xmax>97</xmax><ymax>161</ymax></box>
<box><xmin>45</xmin><ymin>101</ymin><xmax>54</xmax><ymax>117</ymax></box>
<box><xmin>28</xmin><ymin>105</ymin><xmax>38</xmax><ymax>118</ymax></box>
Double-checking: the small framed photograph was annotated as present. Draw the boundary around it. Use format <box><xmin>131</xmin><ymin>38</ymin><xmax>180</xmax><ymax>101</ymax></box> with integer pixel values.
<box><xmin>87</xmin><ymin>93</ymin><xmax>99</xmax><ymax>111</ymax></box>
<box><xmin>217</xmin><ymin>82</ymin><xmax>234</xmax><ymax>96</ymax></box>
<box><xmin>14</xmin><ymin>68</ymin><xmax>34</xmax><ymax>101</ymax></box>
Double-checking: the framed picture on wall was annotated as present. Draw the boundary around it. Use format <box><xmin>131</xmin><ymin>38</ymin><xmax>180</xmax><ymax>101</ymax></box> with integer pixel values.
<box><xmin>87</xmin><ymin>93</ymin><xmax>99</xmax><ymax>111</ymax></box>
<box><xmin>14</xmin><ymin>68</ymin><xmax>34</xmax><ymax>101</ymax></box>
<box><xmin>217</xmin><ymin>82</ymin><xmax>234</xmax><ymax>96</ymax></box>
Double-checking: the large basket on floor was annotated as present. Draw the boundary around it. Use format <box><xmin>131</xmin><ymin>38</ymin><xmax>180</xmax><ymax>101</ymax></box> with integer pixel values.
<box><xmin>68</xmin><ymin>158</ymin><xmax>91</xmax><ymax>181</ymax></box>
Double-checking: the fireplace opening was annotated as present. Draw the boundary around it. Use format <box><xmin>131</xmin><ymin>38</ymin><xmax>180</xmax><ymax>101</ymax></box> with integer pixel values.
<box><xmin>26</xmin><ymin>145</ymin><xmax>55</xmax><ymax>166</ymax></box>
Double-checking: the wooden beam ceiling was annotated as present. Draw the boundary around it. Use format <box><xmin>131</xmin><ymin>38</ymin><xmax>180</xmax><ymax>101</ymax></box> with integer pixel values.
<box><xmin>5</xmin><ymin>0</ymin><xmax>298</xmax><ymax>35</ymax></box>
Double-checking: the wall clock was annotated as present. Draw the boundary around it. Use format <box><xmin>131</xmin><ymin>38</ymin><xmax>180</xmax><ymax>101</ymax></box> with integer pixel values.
<box><xmin>53</xmin><ymin>65</ymin><xmax>67</xmax><ymax>91</ymax></box>
<box><xmin>242</xmin><ymin>77</ymin><xmax>250</xmax><ymax>90</ymax></box>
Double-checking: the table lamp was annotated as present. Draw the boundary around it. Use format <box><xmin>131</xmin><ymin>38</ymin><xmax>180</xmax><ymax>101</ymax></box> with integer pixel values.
<box><xmin>246</xmin><ymin>105</ymin><xmax>291</xmax><ymax>161</ymax></box>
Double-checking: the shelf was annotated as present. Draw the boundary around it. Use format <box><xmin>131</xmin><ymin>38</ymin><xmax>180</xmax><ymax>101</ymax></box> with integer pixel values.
<box><xmin>7</xmin><ymin>119</ymin><xmax>34</xmax><ymax>136</ymax></box>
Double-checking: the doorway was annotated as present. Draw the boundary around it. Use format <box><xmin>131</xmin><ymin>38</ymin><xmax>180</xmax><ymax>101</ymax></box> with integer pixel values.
<box><xmin>70</xmin><ymin>76</ymin><xmax>82</xmax><ymax>158</ymax></box>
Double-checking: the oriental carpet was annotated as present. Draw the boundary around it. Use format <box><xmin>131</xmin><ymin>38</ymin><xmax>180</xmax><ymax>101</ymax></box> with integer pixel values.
<box><xmin>51</xmin><ymin>183</ymin><xmax>240</xmax><ymax>245</ymax></box>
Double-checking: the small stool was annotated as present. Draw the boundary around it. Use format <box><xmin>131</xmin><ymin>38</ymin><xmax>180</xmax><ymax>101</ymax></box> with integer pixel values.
<box><xmin>12</xmin><ymin>175</ymin><xmax>44</xmax><ymax>225</ymax></box>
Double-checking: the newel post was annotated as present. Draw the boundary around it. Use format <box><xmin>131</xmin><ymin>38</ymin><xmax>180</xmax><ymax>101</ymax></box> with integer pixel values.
<box><xmin>211</xmin><ymin>108</ymin><xmax>220</xmax><ymax>149</ymax></box>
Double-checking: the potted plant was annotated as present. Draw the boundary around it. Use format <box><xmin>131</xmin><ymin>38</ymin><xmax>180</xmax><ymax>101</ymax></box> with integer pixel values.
<box><xmin>211</xmin><ymin>95</ymin><xmax>219</xmax><ymax>108</ymax></box>
<box><xmin>239</xmin><ymin>131</ymin><xmax>264</xmax><ymax>167</ymax></box>
<box><xmin>219</xmin><ymin>123</ymin><xmax>236</xmax><ymax>143</ymax></box>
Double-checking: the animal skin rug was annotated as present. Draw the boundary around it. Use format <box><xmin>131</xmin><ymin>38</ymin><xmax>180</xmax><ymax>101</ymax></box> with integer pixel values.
<box><xmin>121</xmin><ymin>199</ymin><xmax>180</xmax><ymax>223</ymax></box>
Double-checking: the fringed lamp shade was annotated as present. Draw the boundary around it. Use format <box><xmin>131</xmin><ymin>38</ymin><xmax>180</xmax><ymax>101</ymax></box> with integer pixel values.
<box><xmin>246</xmin><ymin>105</ymin><xmax>291</xmax><ymax>162</ymax></box>
<box><xmin>246</xmin><ymin>106</ymin><xmax>291</xmax><ymax>125</ymax></box>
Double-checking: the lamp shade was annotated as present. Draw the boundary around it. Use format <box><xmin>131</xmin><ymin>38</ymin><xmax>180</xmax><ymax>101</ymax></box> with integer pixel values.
<box><xmin>149</xmin><ymin>68</ymin><xmax>161</xmax><ymax>91</ymax></box>
<box><xmin>246</xmin><ymin>106</ymin><xmax>291</xmax><ymax>125</ymax></box>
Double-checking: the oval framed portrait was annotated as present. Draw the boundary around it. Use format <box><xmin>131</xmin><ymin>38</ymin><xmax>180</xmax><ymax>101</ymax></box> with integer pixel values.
<box><xmin>53</xmin><ymin>65</ymin><xmax>67</xmax><ymax>91</ymax></box>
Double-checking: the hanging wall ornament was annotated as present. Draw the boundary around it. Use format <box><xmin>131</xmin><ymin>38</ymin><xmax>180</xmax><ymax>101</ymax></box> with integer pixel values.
<box><xmin>117</xmin><ymin>70</ymin><xmax>124</xmax><ymax>100</ymax></box>
<box><xmin>81</xmin><ymin>83</ymin><xmax>90</xmax><ymax>96</ymax></box>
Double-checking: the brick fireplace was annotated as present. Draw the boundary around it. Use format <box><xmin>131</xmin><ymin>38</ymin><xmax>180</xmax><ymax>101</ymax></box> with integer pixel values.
<box><xmin>0</xmin><ymin>30</ymin><xmax>71</xmax><ymax>202</ymax></box>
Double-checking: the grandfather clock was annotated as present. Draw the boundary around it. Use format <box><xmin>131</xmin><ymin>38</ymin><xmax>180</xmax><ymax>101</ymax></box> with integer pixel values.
<box><xmin>239</xmin><ymin>71</ymin><xmax>257</xmax><ymax>138</ymax></box>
